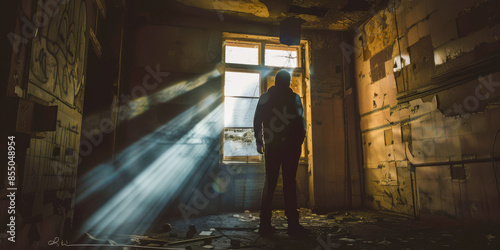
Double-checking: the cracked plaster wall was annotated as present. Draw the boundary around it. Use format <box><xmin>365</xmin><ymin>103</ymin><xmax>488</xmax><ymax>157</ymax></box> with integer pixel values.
<box><xmin>354</xmin><ymin>0</ymin><xmax>500</xmax><ymax>221</ymax></box>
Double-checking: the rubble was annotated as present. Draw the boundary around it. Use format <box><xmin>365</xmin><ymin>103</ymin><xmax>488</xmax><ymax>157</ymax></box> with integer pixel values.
<box><xmin>77</xmin><ymin>210</ymin><xmax>500</xmax><ymax>249</ymax></box>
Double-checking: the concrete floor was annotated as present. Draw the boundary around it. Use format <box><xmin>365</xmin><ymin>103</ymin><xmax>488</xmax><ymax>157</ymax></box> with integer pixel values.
<box><xmin>84</xmin><ymin>209</ymin><xmax>500</xmax><ymax>249</ymax></box>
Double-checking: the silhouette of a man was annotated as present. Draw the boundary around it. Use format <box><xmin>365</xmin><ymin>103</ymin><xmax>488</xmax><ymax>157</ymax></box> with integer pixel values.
<box><xmin>253</xmin><ymin>70</ymin><xmax>307</xmax><ymax>238</ymax></box>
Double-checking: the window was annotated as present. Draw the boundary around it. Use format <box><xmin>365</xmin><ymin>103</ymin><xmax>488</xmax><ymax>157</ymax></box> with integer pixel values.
<box><xmin>225</xmin><ymin>42</ymin><xmax>260</xmax><ymax>65</ymax></box>
<box><xmin>223</xmin><ymin>71</ymin><xmax>261</xmax><ymax>161</ymax></box>
<box><xmin>222</xmin><ymin>37</ymin><xmax>305</xmax><ymax>162</ymax></box>
<box><xmin>265</xmin><ymin>45</ymin><xmax>299</xmax><ymax>68</ymax></box>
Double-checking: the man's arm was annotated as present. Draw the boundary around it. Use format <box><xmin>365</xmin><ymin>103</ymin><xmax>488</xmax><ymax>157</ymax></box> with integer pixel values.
<box><xmin>294</xmin><ymin>94</ymin><xmax>306</xmax><ymax>136</ymax></box>
<box><xmin>253</xmin><ymin>95</ymin><xmax>265</xmax><ymax>154</ymax></box>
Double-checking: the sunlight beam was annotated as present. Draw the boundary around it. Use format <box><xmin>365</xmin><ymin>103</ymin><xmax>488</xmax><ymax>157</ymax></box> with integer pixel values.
<box><xmin>79</xmin><ymin>104</ymin><xmax>223</xmax><ymax>236</ymax></box>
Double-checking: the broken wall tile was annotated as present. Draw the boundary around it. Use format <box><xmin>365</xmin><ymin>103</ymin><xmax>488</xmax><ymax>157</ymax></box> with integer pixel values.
<box><xmin>385</xmin><ymin>59</ymin><xmax>395</xmax><ymax>78</ymax></box>
<box><xmin>445</xmin><ymin>28</ymin><xmax>492</xmax><ymax>61</ymax></box>
<box><xmin>370</xmin><ymin>46</ymin><xmax>393</xmax><ymax>82</ymax></box>
<box><xmin>385</xmin><ymin>144</ymin><xmax>395</xmax><ymax>161</ymax></box>
<box><xmin>413</xmin><ymin>2</ymin><xmax>429</xmax><ymax>24</ymax></box>
<box><xmin>404</xmin><ymin>6</ymin><xmax>417</xmax><ymax>28</ymax></box>
<box><xmin>393</xmin><ymin>143</ymin><xmax>406</xmax><ymax>161</ymax></box>
<box><xmin>418</xmin><ymin>19</ymin><xmax>430</xmax><ymax>39</ymax></box>
<box><xmin>407</xmin><ymin>26</ymin><xmax>419</xmax><ymax>47</ymax></box>
<box><xmin>383</xmin><ymin>76</ymin><xmax>398</xmax><ymax>105</ymax></box>
<box><xmin>430</xmin><ymin>13</ymin><xmax>458</xmax><ymax>48</ymax></box>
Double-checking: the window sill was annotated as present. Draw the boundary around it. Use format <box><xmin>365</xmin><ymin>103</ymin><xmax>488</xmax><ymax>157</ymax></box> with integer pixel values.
<box><xmin>221</xmin><ymin>160</ymin><xmax>264</xmax><ymax>165</ymax></box>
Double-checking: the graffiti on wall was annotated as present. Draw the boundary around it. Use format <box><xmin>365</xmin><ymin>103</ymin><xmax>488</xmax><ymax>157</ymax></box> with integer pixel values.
<box><xmin>29</xmin><ymin>0</ymin><xmax>87</xmax><ymax>111</ymax></box>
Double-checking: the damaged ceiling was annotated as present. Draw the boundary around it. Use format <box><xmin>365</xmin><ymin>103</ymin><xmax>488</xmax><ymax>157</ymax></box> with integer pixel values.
<box><xmin>170</xmin><ymin>0</ymin><xmax>385</xmax><ymax>30</ymax></box>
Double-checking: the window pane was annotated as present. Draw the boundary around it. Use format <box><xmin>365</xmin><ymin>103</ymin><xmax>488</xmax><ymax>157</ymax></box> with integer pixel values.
<box><xmin>224</xmin><ymin>71</ymin><xmax>260</xmax><ymax>97</ymax></box>
<box><xmin>225</xmin><ymin>44</ymin><xmax>259</xmax><ymax>65</ymax></box>
<box><xmin>224</xmin><ymin>128</ymin><xmax>259</xmax><ymax>157</ymax></box>
<box><xmin>224</xmin><ymin>97</ymin><xmax>258</xmax><ymax>127</ymax></box>
<box><xmin>265</xmin><ymin>48</ymin><xmax>298</xmax><ymax>68</ymax></box>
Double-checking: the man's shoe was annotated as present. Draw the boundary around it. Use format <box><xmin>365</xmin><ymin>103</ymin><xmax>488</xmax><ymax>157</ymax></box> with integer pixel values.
<box><xmin>258</xmin><ymin>224</ymin><xmax>276</xmax><ymax>237</ymax></box>
<box><xmin>287</xmin><ymin>223</ymin><xmax>308</xmax><ymax>238</ymax></box>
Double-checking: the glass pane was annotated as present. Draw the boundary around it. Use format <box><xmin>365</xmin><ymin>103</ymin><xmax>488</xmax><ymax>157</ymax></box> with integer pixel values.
<box><xmin>224</xmin><ymin>97</ymin><xmax>258</xmax><ymax>127</ymax></box>
<box><xmin>265</xmin><ymin>48</ymin><xmax>298</xmax><ymax>68</ymax></box>
<box><xmin>225</xmin><ymin>44</ymin><xmax>259</xmax><ymax>65</ymax></box>
<box><xmin>224</xmin><ymin>71</ymin><xmax>260</xmax><ymax>97</ymax></box>
<box><xmin>224</xmin><ymin>128</ymin><xmax>259</xmax><ymax>157</ymax></box>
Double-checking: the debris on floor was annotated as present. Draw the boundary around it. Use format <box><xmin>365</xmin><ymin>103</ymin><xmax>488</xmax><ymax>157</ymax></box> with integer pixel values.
<box><xmin>80</xmin><ymin>210</ymin><xmax>500</xmax><ymax>249</ymax></box>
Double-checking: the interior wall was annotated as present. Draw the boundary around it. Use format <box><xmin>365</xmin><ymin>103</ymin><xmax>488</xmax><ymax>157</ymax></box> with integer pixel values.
<box><xmin>303</xmin><ymin>30</ymin><xmax>353</xmax><ymax>210</ymax></box>
<box><xmin>123</xmin><ymin>2</ymin><xmax>357</xmax><ymax>216</ymax></box>
<box><xmin>353</xmin><ymin>0</ymin><xmax>500</xmax><ymax>221</ymax></box>
<box><xmin>1</xmin><ymin>0</ymin><xmax>95</xmax><ymax>248</ymax></box>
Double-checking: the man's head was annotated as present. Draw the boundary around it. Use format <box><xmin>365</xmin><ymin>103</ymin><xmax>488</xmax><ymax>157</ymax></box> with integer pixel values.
<box><xmin>275</xmin><ymin>70</ymin><xmax>291</xmax><ymax>89</ymax></box>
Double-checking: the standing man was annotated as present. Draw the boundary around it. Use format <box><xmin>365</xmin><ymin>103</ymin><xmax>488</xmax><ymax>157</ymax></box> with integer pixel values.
<box><xmin>253</xmin><ymin>70</ymin><xmax>308</xmax><ymax>238</ymax></box>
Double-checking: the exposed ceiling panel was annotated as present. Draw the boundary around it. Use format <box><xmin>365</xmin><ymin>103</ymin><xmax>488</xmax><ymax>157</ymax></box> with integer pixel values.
<box><xmin>175</xmin><ymin>0</ymin><xmax>270</xmax><ymax>17</ymax></box>
<box><xmin>288</xmin><ymin>5</ymin><xmax>329</xmax><ymax>17</ymax></box>
<box><xmin>157</xmin><ymin>0</ymin><xmax>385</xmax><ymax>31</ymax></box>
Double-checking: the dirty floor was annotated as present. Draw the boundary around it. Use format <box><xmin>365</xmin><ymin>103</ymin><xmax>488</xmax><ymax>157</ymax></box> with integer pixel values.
<box><xmin>85</xmin><ymin>209</ymin><xmax>500</xmax><ymax>249</ymax></box>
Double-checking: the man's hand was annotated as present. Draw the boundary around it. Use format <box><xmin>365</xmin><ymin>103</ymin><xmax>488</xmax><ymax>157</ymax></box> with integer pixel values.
<box><xmin>257</xmin><ymin>143</ymin><xmax>264</xmax><ymax>154</ymax></box>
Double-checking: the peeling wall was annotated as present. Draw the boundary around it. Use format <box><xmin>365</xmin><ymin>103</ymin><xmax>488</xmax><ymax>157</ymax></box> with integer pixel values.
<box><xmin>354</xmin><ymin>0</ymin><xmax>500</xmax><ymax>221</ymax></box>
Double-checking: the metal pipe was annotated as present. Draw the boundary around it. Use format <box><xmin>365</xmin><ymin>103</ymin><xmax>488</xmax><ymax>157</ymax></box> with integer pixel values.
<box><xmin>411</xmin><ymin>156</ymin><xmax>500</xmax><ymax>168</ymax></box>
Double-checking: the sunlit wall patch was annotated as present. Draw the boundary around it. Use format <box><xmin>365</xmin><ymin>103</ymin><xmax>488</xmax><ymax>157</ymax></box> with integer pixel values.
<box><xmin>393</xmin><ymin>53</ymin><xmax>411</xmax><ymax>72</ymax></box>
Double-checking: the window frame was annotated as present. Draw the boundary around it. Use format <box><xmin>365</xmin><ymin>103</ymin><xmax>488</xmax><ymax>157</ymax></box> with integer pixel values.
<box><xmin>222</xmin><ymin>68</ymin><xmax>262</xmax><ymax>162</ymax></box>
<box><xmin>224</xmin><ymin>41</ymin><xmax>262</xmax><ymax>66</ymax></box>
<box><xmin>221</xmin><ymin>36</ymin><xmax>307</xmax><ymax>163</ymax></box>
<box><xmin>264</xmin><ymin>44</ymin><xmax>301</xmax><ymax>68</ymax></box>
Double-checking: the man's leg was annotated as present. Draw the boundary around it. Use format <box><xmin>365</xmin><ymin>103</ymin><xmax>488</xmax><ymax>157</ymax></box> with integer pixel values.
<box><xmin>281</xmin><ymin>142</ymin><xmax>301</xmax><ymax>224</ymax></box>
<box><xmin>259</xmin><ymin>147</ymin><xmax>281</xmax><ymax>234</ymax></box>
<box><xmin>281</xmin><ymin>142</ymin><xmax>308</xmax><ymax>237</ymax></box>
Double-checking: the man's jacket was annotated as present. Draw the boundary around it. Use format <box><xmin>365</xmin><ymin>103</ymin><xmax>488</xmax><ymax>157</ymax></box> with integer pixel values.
<box><xmin>253</xmin><ymin>86</ymin><xmax>306</xmax><ymax>148</ymax></box>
